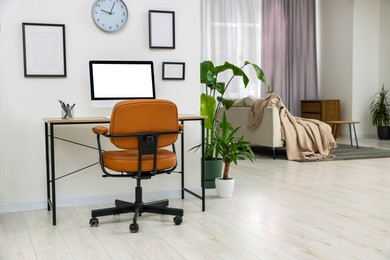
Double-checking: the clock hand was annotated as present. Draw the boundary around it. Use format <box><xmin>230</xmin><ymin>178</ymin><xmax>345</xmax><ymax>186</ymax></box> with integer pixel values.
<box><xmin>101</xmin><ymin>9</ymin><xmax>111</xmax><ymax>14</ymax></box>
<box><xmin>109</xmin><ymin>2</ymin><xmax>116</xmax><ymax>14</ymax></box>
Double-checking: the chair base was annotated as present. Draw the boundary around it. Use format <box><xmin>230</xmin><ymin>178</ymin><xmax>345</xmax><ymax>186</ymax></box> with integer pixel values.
<box><xmin>89</xmin><ymin>198</ymin><xmax>183</xmax><ymax>233</ymax></box>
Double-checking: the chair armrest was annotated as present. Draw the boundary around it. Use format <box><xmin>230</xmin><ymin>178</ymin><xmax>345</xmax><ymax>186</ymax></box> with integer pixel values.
<box><xmin>92</xmin><ymin>126</ymin><xmax>108</xmax><ymax>135</ymax></box>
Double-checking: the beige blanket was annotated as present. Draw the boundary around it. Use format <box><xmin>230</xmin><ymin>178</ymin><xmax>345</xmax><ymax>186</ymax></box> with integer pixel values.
<box><xmin>248</xmin><ymin>94</ymin><xmax>337</xmax><ymax>160</ymax></box>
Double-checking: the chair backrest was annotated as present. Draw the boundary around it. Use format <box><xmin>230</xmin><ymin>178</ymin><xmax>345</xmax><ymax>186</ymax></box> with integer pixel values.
<box><xmin>109</xmin><ymin>99</ymin><xmax>179</xmax><ymax>149</ymax></box>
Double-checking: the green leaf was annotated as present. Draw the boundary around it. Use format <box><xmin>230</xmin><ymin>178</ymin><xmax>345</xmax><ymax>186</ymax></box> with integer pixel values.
<box><xmin>217</xmin><ymin>97</ymin><xmax>235</xmax><ymax>110</ymax></box>
<box><xmin>244</xmin><ymin>61</ymin><xmax>271</xmax><ymax>93</ymax></box>
<box><xmin>215</xmin><ymin>62</ymin><xmax>249</xmax><ymax>88</ymax></box>
<box><xmin>200</xmin><ymin>93</ymin><xmax>216</xmax><ymax>130</ymax></box>
<box><xmin>215</xmin><ymin>82</ymin><xmax>225</xmax><ymax>95</ymax></box>
<box><xmin>200</xmin><ymin>61</ymin><xmax>215</xmax><ymax>85</ymax></box>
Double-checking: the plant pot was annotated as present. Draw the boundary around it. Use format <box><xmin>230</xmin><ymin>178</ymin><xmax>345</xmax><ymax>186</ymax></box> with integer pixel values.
<box><xmin>215</xmin><ymin>177</ymin><xmax>235</xmax><ymax>198</ymax></box>
<box><xmin>377</xmin><ymin>126</ymin><xmax>390</xmax><ymax>140</ymax></box>
<box><xmin>204</xmin><ymin>159</ymin><xmax>223</xmax><ymax>189</ymax></box>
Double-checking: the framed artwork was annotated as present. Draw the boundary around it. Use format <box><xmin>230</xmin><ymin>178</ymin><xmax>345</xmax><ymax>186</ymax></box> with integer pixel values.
<box><xmin>22</xmin><ymin>23</ymin><xmax>67</xmax><ymax>77</ymax></box>
<box><xmin>162</xmin><ymin>62</ymin><xmax>185</xmax><ymax>80</ymax></box>
<box><xmin>149</xmin><ymin>10</ymin><xmax>175</xmax><ymax>49</ymax></box>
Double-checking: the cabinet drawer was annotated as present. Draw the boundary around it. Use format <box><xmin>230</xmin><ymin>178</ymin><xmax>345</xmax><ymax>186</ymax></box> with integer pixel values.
<box><xmin>301</xmin><ymin>113</ymin><xmax>321</xmax><ymax>120</ymax></box>
<box><xmin>301</xmin><ymin>102</ymin><xmax>321</xmax><ymax>113</ymax></box>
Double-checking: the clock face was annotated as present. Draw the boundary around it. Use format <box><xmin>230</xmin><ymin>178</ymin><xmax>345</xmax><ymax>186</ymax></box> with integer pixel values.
<box><xmin>92</xmin><ymin>0</ymin><xmax>128</xmax><ymax>32</ymax></box>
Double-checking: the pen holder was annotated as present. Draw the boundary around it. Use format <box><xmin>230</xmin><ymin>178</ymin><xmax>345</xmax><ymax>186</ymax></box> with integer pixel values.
<box><xmin>61</xmin><ymin>106</ymin><xmax>74</xmax><ymax>119</ymax></box>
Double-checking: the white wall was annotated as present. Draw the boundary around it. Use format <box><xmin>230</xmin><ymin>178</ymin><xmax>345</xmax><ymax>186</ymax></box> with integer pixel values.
<box><xmin>317</xmin><ymin>0</ymin><xmax>354</xmax><ymax>121</ymax></box>
<box><xmin>379</xmin><ymin>0</ymin><xmax>390</xmax><ymax>87</ymax></box>
<box><xmin>0</xmin><ymin>0</ymin><xmax>201</xmax><ymax>212</ymax></box>
<box><xmin>352</xmin><ymin>0</ymin><xmax>380</xmax><ymax>137</ymax></box>
<box><xmin>317</xmin><ymin>0</ymin><xmax>386</xmax><ymax>137</ymax></box>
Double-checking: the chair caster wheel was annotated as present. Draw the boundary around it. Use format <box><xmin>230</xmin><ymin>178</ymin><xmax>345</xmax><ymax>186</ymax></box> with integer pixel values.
<box><xmin>173</xmin><ymin>216</ymin><xmax>183</xmax><ymax>225</ymax></box>
<box><xmin>89</xmin><ymin>217</ymin><xmax>99</xmax><ymax>227</ymax></box>
<box><xmin>130</xmin><ymin>223</ymin><xmax>139</xmax><ymax>233</ymax></box>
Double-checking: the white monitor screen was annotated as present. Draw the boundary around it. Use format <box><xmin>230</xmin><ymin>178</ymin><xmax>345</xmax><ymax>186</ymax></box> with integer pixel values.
<box><xmin>89</xmin><ymin>60</ymin><xmax>156</xmax><ymax>102</ymax></box>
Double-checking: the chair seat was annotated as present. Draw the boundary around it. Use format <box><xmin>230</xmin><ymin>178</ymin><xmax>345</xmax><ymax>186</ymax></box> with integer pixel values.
<box><xmin>103</xmin><ymin>149</ymin><xmax>177</xmax><ymax>172</ymax></box>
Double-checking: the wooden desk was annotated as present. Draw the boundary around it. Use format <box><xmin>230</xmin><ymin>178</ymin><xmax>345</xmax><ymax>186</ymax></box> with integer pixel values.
<box><xmin>327</xmin><ymin>120</ymin><xmax>360</xmax><ymax>148</ymax></box>
<box><xmin>43</xmin><ymin>115</ymin><xmax>206</xmax><ymax>225</ymax></box>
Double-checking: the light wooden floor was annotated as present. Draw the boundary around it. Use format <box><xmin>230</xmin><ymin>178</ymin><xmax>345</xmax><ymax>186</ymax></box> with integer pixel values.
<box><xmin>1</xmin><ymin>137</ymin><xmax>390</xmax><ymax>259</ymax></box>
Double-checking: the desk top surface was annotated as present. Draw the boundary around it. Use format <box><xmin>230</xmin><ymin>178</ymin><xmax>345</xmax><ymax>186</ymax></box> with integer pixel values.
<box><xmin>43</xmin><ymin>114</ymin><xmax>206</xmax><ymax>124</ymax></box>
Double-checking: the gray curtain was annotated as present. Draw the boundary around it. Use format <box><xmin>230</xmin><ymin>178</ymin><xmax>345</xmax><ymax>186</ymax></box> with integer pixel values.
<box><xmin>262</xmin><ymin>0</ymin><xmax>318</xmax><ymax>115</ymax></box>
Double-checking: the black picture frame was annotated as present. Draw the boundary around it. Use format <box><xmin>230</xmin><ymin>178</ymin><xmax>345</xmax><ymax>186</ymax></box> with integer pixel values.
<box><xmin>22</xmin><ymin>23</ymin><xmax>67</xmax><ymax>77</ymax></box>
<box><xmin>149</xmin><ymin>10</ymin><xmax>175</xmax><ymax>49</ymax></box>
<box><xmin>162</xmin><ymin>62</ymin><xmax>185</xmax><ymax>80</ymax></box>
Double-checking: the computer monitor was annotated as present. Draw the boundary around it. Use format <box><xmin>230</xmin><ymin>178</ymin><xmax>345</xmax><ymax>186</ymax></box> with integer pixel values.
<box><xmin>89</xmin><ymin>60</ymin><xmax>156</xmax><ymax>108</ymax></box>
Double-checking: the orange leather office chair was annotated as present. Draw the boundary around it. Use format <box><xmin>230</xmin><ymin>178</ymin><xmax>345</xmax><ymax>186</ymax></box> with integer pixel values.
<box><xmin>89</xmin><ymin>99</ymin><xmax>184</xmax><ymax>233</ymax></box>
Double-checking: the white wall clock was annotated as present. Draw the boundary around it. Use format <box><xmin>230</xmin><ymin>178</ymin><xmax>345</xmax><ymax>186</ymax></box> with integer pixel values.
<box><xmin>92</xmin><ymin>0</ymin><xmax>128</xmax><ymax>32</ymax></box>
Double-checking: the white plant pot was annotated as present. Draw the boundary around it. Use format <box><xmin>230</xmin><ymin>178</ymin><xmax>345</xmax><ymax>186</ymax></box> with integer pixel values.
<box><xmin>215</xmin><ymin>177</ymin><xmax>235</xmax><ymax>198</ymax></box>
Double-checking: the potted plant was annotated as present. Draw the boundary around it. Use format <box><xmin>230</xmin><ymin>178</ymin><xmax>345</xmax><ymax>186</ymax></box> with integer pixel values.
<box><xmin>214</xmin><ymin>111</ymin><xmax>255</xmax><ymax>197</ymax></box>
<box><xmin>370</xmin><ymin>85</ymin><xmax>390</xmax><ymax>139</ymax></box>
<box><xmin>192</xmin><ymin>60</ymin><xmax>270</xmax><ymax>188</ymax></box>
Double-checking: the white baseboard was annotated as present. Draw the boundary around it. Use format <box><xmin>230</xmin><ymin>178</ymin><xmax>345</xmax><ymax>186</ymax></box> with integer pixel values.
<box><xmin>0</xmin><ymin>188</ymin><xmax>201</xmax><ymax>213</ymax></box>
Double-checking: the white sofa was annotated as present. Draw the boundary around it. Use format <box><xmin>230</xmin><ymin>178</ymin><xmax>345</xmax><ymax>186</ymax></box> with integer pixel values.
<box><xmin>218</xmin><ymin>100</ymin><xmax>284</xmax><ymax>159</ymax></box>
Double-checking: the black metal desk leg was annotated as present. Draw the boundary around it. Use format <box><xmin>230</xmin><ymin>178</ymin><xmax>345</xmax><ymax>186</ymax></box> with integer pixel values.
<box><xmin>201</xmin><ymin>118</ymin><xmax>205</xmax><ymax>212</ymax></box>
<box><xmin>180</xmin><ymin>120</ymin><xmax>185</xmax><ymax>199</ymax></box>
<box><xmin>50</xmin><ymin>124</ymin><xmax>56</xmax><ymax>225</ymax></box>
<box><xmin>45</xmin><ymin>123</ymin><xmax>51</xmax><ymax>211</ymax></box>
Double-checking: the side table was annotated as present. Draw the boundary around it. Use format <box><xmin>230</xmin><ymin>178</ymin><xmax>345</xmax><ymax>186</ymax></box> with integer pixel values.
<box><xmin>327</xmin><ymin>120</ymin><xmax>360</xmax><ymax>148</ymax></box>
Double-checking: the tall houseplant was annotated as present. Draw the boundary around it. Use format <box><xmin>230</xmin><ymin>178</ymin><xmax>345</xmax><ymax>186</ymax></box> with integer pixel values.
<box><xmin>370</xmin><ymin>85</ymin><xmax>390</xmax><ymax>139</ymax></box>
<box><xmin>199</xmin><ymin>60</ymin><xmax>270</xmax><ymax>160</ymax></box>
<box><xmin>192</xmin><ymin>60</ymin><xmax>269</xmax><ymax>188</ymax></box>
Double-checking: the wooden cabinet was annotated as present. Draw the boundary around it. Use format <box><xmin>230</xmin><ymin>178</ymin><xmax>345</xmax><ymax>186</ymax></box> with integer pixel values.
<box><xmin>301</xmin><ymin>100</ymin><xmax>340</xmax><ymax>136</ymax></box>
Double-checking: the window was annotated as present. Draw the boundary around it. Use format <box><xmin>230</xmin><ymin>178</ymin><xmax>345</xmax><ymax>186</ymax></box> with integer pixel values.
<box><xmin>202</xmin><ymin>0</ymin><xmax>262</xmax><ymax>98</ymax></box>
